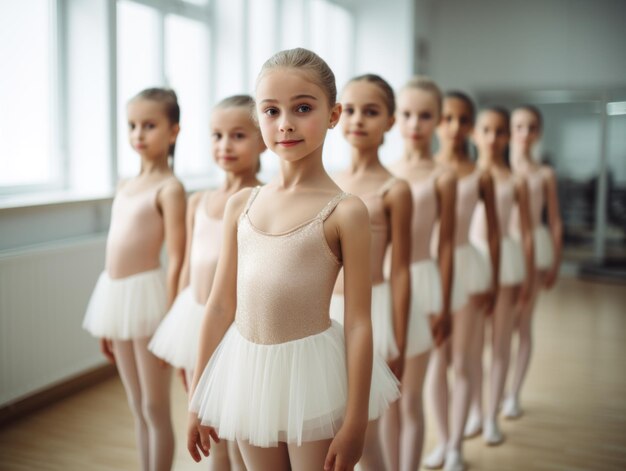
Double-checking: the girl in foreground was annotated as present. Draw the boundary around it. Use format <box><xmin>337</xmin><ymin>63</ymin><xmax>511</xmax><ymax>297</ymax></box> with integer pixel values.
<box><xmin>187</xmin><ymin>48</ymin><xmax>399</xmax><ymax>471</ymax></box>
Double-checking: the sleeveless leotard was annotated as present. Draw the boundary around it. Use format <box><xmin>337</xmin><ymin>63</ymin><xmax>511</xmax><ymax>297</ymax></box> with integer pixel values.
<box><xmin>149</xmin><ymin>191</ymin><xmax>224</xmax><ymax>370</ymax></box>
<box><xmin>190</xmin><ymin>186</ymin><xmax>400</xmax><ymax>447</ymax></box>
<box><xmin>331</xmin><ymin>178</ymin><xmax>400</xmax><ymax>360</ymax></box>
<box><xmin>84</xmin><ymin>178</ymin><xmax>176</xmax><ymax>339</ymax></box>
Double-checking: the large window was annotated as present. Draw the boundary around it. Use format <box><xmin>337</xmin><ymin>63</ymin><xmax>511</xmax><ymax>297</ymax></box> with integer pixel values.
<box><xmin>0</xmin><ymin>0</ymin><xmax>355</xmax><ymax>198</ymax></box>
<box><xmin>0</xmin><ymin>0</ymin><xmax>57</xmax><ymax>191</ymax></box>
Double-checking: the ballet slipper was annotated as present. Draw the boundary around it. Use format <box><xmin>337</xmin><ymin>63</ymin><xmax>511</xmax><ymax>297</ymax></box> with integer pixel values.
<box><xmin>502</xmin><ymin>396</ymin><xmax>523</xmax><ymax>419</ymax></box>
<box><xmin>483</xmin><ymin>419</ymin><xmax>504</xmax><ymax>446</ymax></box>
<box><xmin>423</xmin><ymin>444</ymin><xmax>447</xmax><ymax>469</ymax></box>
<box><xmin>463</xmin><ymin>410</ymin><xmax>483</xmax><ymax>439</ymax></box>
<box><xmin>443</xmin><ymin>449</ymin><xmax>465</xmax><ymax>471</ymax></box>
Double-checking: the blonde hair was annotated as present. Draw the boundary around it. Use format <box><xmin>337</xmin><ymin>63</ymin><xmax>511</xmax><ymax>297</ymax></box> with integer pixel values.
<box><xmin>345</xmin><ymin>74</ymin><xmax>395</xmax><ymax>115</ymax></box>
<box><xmin>214</xmin><ymin>94</ymin><xmax>258</xmax><ymax>129</ymax></box>
<box><xmin>256</xmin><ymin>48</ymin><xmax>337</xmax><ymax>107</ymax></box>
<box><xmin>400</xmin><ymin>76</ymin><xmax>443</xmax><ymax>114</ymax></box>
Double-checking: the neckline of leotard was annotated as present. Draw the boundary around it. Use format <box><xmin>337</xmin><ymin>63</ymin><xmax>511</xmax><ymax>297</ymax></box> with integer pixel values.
<box><xmin>244</xmin><ymin>186</ymin><xmax>349</xmax><ymax>237</ymax></box>
<box><xmin>117</xmin><ymin>176</ymin><xmax>176</xmax><ymax>198</ymax></box>
<box><xmin>197</xmin><ymin>190</ymin><xmax>224</xmax><ymax>223</ymax></box>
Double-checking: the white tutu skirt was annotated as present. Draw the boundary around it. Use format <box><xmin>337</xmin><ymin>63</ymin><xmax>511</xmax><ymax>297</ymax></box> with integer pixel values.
<box><xmin>330</xmin><ymin>282</ymin><xmax>399</xmax><ymax>360</ymax></box>
<box><xmin>148</xmin><ymin>287</ymin><xmax>205</xmax><ymax>371</ymax></box>
<box><xmin>534</xmin><ymin>225</ymin><xmax>554</xmax><ymax>270</ymax></box>
<box><xmin>190</xmin><ymin>321</ymin><xmax>400</xmax><ymax>447</ymax></box>
<box><xmin>405</xmin><ymin>260</ymin><xmax>440</xmax><ymax>357</ymax></box>
<box><xmin>453</xmin><ymin>244</ymin><xmax>491</xmax><ymax>308</ymax></box>
<box><xmin>475</xmin><ymin>237</ymin><xmax>526</xmax><ymax>286</ymax></box>
<box><xmin>83</xmin><ymin>268</ymin><xmax>167</xmax><ymax>340</ymax></box>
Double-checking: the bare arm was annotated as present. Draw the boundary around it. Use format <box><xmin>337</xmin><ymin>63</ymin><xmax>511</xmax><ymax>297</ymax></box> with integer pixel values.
<box><xmin>159</xmin><ymin>180</ymin><xmax>187</xmax><ymax>308</ymax></box>
<box><xmin>480</xmin><ymin>172</ymin><xmax>500</xmax><ymax>306</ymax></box>
<box><xmin>514</xmin><ymin>175</ymin><xmax>535</xmax><ymax>303</ymax></box>
<box><xmin>178</xmin><ymin>192</ymin><xmax>202</xmax><ymax>293</ymax></box>
<box><xmin>543</xmin><ymin>167</ymin><xmax>563</xmax><ymax>288</ymax></box>
<box><xmin>325</xmin><ymin>197</ymin><xmax>373</xmax><ymax>471</ymax></box>
<box><xmin>385</xmin><ymin>180</ymin><xmax>412</xmax><ymax>378</ymax></box>
<box><xmin>187</xmin><ymin>188</ymin><xmax>250</xmax><ymax>463</ymax></box>
<box><xmin>435</xmin><ymin>170</ymin><xmax>456</xmax><ymax>344</ymax></box>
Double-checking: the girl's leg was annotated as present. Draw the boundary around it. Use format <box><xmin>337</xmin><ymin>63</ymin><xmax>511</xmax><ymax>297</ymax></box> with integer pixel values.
<box><xmin>399</xmin><ymin>351</ymin><xmax>431</xmax><ymax>471</ymax></box>
<box><xmin>505</xmin><ymin>272</ymin><xmax>545</xmax><ymax>418</ymax></box>
<box><xmin>464</xmin><ymin>309</ymin><xmax>486</xmax><ymax>439</ymax></box>
<box><xmin>133</xmin><ymin>338</ymin><xmax>175</xmax><ymax>471</ymax></box>
<box><xmin>287</xmin><ymin>439</ymin><xmax>333</xmax><ymax>471</ymax></box>
<box><xmin>485</xmin><ymin>286</ymin><xmax>518</xmax><ymax>443</ymax></box>
<box><xmin>360</xmin><ymin>419</ymin><xmax>386</xmax><ymax>471</ymax></box>
<box><xmin>380</xmin><ymin>399</ymin><xmax>400</xmax><ymax>471</ymax></box>
<box><xmin>423</xmin><ymin>339</ymin><xmax>450</xmax><ymax>469</ymax></box>
<box><xmin>237</xmin><ymin>440</ymin><xmax>290</xmax><ymax>471</ymax></box>
<box><xmin>446</xmin><ymin>296</ymin><xmax>483</xmax><ymax>469</ymax></box>
<box><xmin>112</xmin><ymin>340</ymin><xmax>149</xmax><ymax>471</ymax></box>
<box><xmin>228</xmin><ymin>440</ymin><xmax>247</xmax><ymax>471</ymax></box>
<box><xmin>207</xmin><ymin>439</ymin><xmax>231</xmax><ymax>471</ymax></box>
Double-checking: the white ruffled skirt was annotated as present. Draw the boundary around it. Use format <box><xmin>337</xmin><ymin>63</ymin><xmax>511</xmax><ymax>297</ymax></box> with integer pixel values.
<box><xmin>330</xmin><ymin>282</ymin><xmax>399</xmax><ymax>360</ymax></box>
<box><xmin>148</xmin><ymin>287</ymin><xmax>205</xmax><ymax>371</ymax></box>
<box><xmin>83</xmin><ymin>268</ymin><xmax>167</xmax><ymax>340</ymax></box>
<box><xmin>405</xmin><ymin>260</ymin><xmax>441</xmax><ymax>357</ymax></box>
<box><xmin>475</xmin><ymin>237</ymin><xmax>526</xmax><ymax>286</ymax></box>
<box><xmin>452</xmin><ymin>244</ymin><xmax>491</xmax><ymax>309</ymax></box>
<box><xmin>190</xmin><ymin>321</ymin><xmax>400</xmax><ymax>447</ymax></box>
<box><xmin>534</xmin><ymin>225</ymin><xmax>554</xmax><ymax>270</ymax></box>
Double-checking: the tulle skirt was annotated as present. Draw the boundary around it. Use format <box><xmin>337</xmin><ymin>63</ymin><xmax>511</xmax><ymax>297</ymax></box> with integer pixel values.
<box><xmin>148</xmin><ymin>287</ymin><xmax>205</xmax><ymax>371</ymax></box>
<box><xmin>534</xmin><ymin>225</ymin><xmax>554</xmax><ymax>270</ymax></box>
<box><xmin>453</xmin><ymin>243</ymin><xmax>491</xmax><ymax>308</ymax></box>
<box><xmin>329</xmin><ymin>282</ymin><xmax>399</xmax><ymax>360</ymax></box>
<box><xmin>475</xmin><ymin>237</ymin><xmax>526</xmax><ymax>286</ymax></box>
<box><xmin>405</xmin><ymin>260</ymin><xmax>440</xmax><ymax>357</ymax></box>
<box><xmin>190</xmin><ymin>321</ymin><xmax>400</xmax><ymax>447</ymax></box>
<box><xmin>83</xmin><ymin>268</ymin><xmax>167</xmax><ymax>340</ymax></box>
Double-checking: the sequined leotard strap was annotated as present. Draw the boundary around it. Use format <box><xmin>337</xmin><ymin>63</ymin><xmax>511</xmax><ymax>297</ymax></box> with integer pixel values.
<box><xmin>235</xmin><ymin>188</ymin><xmax>350</xmax><ymax>344</ymax></box>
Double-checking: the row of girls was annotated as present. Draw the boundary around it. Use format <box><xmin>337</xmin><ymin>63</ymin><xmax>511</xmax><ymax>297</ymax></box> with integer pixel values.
<box><xmin>82</xmin><ymin>48</ymin><xmax>561</xmax><ymax>471</ymax></box>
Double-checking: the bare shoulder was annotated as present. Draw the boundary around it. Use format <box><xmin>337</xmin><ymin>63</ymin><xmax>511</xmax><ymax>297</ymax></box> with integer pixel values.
<box><xmin>387</xmin><ymin>178</ymin><xmax>412</xmax><ymax>200</ymax></box>
<box><xmin>223</xmin><ymin>186</ymin><xmax>256</xmax><ymax>220</ymax></box>
<box><xmin>332</xmin><ymin>194</ymin><xmax>370</xmax><ymax>229</ymax></box>
<box><xmin>539</xmin><ymin>164</ymin><xmax>557</xmax><ymax>183</ymax></box>
<box><xmin>160</xmin><ymin>177</ymin><xmax>186</xmax><ymax>200</ymax></box>
<box><xmin>436</xmin><ymin>168</ymin><xmax>457</xmax><ymax>190</ymax></box>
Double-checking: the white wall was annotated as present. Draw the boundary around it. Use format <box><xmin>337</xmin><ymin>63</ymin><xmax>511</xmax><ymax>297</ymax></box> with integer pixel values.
<box><xmin>351</xmin><ymin>0</ymin><xmax>415</xmax><ymax>165</ymax></box>
<box><xmin>420</xmin><ymin>0</ymin><xmax>626</xmax><ymax>90</ymax></box>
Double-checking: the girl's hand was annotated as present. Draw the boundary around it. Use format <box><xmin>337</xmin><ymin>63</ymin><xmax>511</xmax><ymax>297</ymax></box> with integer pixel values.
<box><xmin>387</xmin><ymin>355</ymin><xmax>405</xmax><ymax>381</ymax></box>
<box><xmin>518</xmin><ymin>281</ymin><xmax>531</xmax><ymax>310</ymax></box>
<box><xmin>187</xmin><ymin>412</ymin><xmax>220</xmax><ymax>462</ymax></box>
<box><xmin>158</xmin><ymin>359</ymin><xmax>169</xmax><ymax>369</ymax></box>
<box><xmin>482</xmin><ymin>290</ymin><xmax>497</xmax><ymax>317</ymax></box>
<box><xmin>99</xmin><ymin>338</ymin><xmax>115</xmax><ymax>364</ymax></box>
<box><xmin>544</xmin><ymin>269</ymin><xmax>558</xmax><ymax>289</ymax></box>
<box><xmin>178</xmin><ymin>368</ymin><xmax>189</xmax><ymax>392</ymax></box>
<box><xmin>324</xmin><ymin>424</ymin><xmax>365</xmax><ymax>471</ymax></box>
<box><xmin>430</xmin><ymin>314</ymin><xmax>452</xmax><ymax>346</ymax></box>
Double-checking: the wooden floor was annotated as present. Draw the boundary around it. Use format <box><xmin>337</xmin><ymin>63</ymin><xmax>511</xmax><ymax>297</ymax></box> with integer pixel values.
<box><xmin>1</xmin><ymin>277</ymin><xmax>625</xmax><ymax>470</ymax></box>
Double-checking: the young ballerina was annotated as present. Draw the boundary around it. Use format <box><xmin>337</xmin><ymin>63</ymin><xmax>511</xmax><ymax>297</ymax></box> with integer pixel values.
<box><xmin>186</xmin><ymin>48</ymin><xmax>399</xmax><ymax>471</ymax></box>
<box><xmin>329</xmin><ymin>73</ymin><xmax>412</xmax><ymax>471</ymax></box>
<box><xmin>83</xmin><ymin>88</ymin><xmax>186</xmax><ymax>471</ymax></box>
<box><xmin>504</xmin><ymin>105</ymin><xmax>562</xmax><ymax>418</ymax></box>
<box><xmin>149</xmin><ymin>94</ymin><xmax>264</xmax><ymax>470</ymax></box>
<box><xmin>383</xmin><ymin>76</ymin><xmax>456</xmax><ymax>471</ymax></box>
<box><xmin>465</xmin><ymin>107</ymin><xmax>535</xmax><ymax>444</ymax></box>
<box><xmin>424</xmin><ymin>91</ymin><xmax>500</xmax><ymax>471</ymax></box>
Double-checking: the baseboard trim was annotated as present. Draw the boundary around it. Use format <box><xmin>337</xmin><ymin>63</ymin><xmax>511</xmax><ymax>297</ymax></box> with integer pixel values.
<box><xmin>0</xmin><ymin>364</ymin><xmax>117</xmax><ymax>428</ymax></box>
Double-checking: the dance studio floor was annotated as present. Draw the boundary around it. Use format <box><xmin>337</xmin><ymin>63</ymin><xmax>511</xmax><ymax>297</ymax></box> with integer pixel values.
<box><xmin>1</xmin><ymin>277</ymin><xmax>625</xmax><ymax>470</ymax></box>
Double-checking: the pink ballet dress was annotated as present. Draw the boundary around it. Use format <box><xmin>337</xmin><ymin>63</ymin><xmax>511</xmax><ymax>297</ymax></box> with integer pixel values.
<box><xmin>511</xmin><ymin>170</ymin><xmax>554</xmax><ymax>270</ymax></box>
<box><xmin>471</xmin><ymin>175</ymin><xmax>525</xmax><ymax>286</ymax></box>
<box><xmin>189</xmin><ymin>187</ymin><xmax>400</xmax><ymax>447</ymax></box>
<box><xmin>451</xmin><ymin>170</ymin><xmax>492</xmax><ymax>308</ymax></box>
<box><xmin>83</xmin><ymin>179</ymin><xmax>176</xmax><ymax>340</ymax></box>
<box><xmin>149</xmin><ymin>191</ymin><xmax>223</xmax><ymax>371</ymax></box>
<box><xmin>330</xmin><ymin>178</ymin><xmax>400</xmax><ymax>361</ymax></box>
